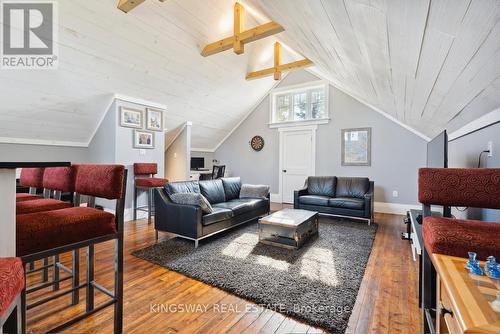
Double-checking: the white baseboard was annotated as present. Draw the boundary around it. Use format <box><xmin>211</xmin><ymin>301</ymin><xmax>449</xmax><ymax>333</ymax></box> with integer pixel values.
<box><xmin>270</xmin><ymin>195</ymin><xmax>419</xmax><ymax>215</ymax></box>
<box><xmin>374</xmin><ymin>202</ymin><xmax>420</xmax><ymax>215</ymax></box>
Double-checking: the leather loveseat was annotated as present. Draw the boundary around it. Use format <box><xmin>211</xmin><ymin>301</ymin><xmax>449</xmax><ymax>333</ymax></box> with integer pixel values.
<box><xmin>154</xmin><ymin>177</ymin><xmax>270</xmax><ymax>247</ymax></box>
<box><xmin>294</xmin><ymin>176</ymin><xmax>374</xmax><ymax>224</ymax></box>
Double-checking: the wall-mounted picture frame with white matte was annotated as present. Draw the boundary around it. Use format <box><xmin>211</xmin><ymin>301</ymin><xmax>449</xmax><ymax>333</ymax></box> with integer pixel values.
<box><xmin>341</xmin><ymin>127</ymin><xmax>372</xmax><ymax>166</ymax></box>
<box><xmin>146</xmin><ymin>108</ymin><xmax>163</xmax><ymax>132</ymax></box>
<box><xmin>133</xmin><ymin>130</ymin><xmax>155</xmax><ymax>149</ymax></box>
<box><xmin>119</xmin><ymin>107</ymin><xmax>143</xmax><ymax>128</ymax></box>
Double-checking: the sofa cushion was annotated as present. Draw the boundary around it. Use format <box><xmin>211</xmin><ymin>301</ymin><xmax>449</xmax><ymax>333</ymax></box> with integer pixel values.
<box><xmin>298</xmin><ymin>195</ymin><xmax>330</xmax><ymax>206</ymax></box>
<box><xmin>222</xmin><ymin>177</ymin><xmax>241</xmax><ymax>201</ymax></box>
<box><xmin>328</xmin><ymin>197</ymin><xmax>364</xmax><ymax>210</ymax></box>
<box><xmin>423</xmin><ymin>217</ymin><xmax>500</xmax><ymax>259</ymax></box>
<box><xmin>239</xmin><ymin>184</ymin><xmax>269</xmax><ymax>199</ymax></box>
<box><xmin>170</xmin><ymin>193</ymin><xmax>213</xmax><ymax>213</ymax></box>
<box><xmin>336</xmin><ymin>177</ymin><xmax>369</xmax><ymax>198</ymax></box>
<box><xmin>164</xmin><ymin>181</ymin><xmax>200</xmax><ymax>197</ymax></box>
<box><xmin>202</xmin><ymin>207</ymin><xmax>234</xmax><ymax>226</ymax></box>
<box><xmin>199</xmin><ymin>179</ymin><xmax>226</xmax><ymax>204</ymax></box>
<box><xmin>307</xmin><ymin>176</ymin><xmax>336</xmax><ymax>197</ymax></box>
<box><xmin>213</xmin><ymin>198</ymin><xmax>267</xmax><ymax>216</ymax></box>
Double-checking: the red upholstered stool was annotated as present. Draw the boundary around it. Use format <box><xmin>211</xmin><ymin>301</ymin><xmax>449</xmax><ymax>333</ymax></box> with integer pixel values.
<box><xmin>16</xmin><ymin>166</ymin><xmax>76</xmax><ymax>215</ymax></box>
<box><xmin>418</xmin><ymin>168</ymin><xmax>500</xmax><ymax>333</ymax></box>
<box><xmin>17</xmin><ymin>164</ymin><xmax>127</xmax><ymax>334</ymax></box>
<box><xmin>15</xmin><ymin>168</ymin><xmax>45</xmax><ymax>202</ymax></box>
<box><xmin>0</xmin><ymin>257</ymin><xmax>24</xmax><ymax>334</ymax></box>
<box><xmin>133</xmin><ymin>163</ymin><xmax>168</xmax><ymax>224</ymax></box>
<box><xmin>423</xmin><ymin>216</ymin><xmax>500</xmax><ymax>260</ymax></box>
<box><xmin>16</xmin><ymin>166</ymin><xmax>77</xmax><ymax>284</ymax></box>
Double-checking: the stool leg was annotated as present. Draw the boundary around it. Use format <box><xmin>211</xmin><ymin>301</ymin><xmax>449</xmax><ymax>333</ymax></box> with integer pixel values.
<box><xmin>114</xmin><ymin>237</ymin><xmax>124</xmax><ymax>334</ymax></box>
<box><xmin>72</xmin><ymin>249</ymin><xmax>80</xmax><ymax>306</ymax></box>
<box><xmin>21</xmin><ymin>273</ymin><xmax>26</xmax><ymax>334</ymax></box>
<box><xmin>42</xmin><ymin>258</ymin><xmax>49</xmax><ymax>282</ymax></box>
<box><xmin>133</xmin><ymin>186</ymin><xmax>137</xmax><ymax>221</ymax></box>
<box><xmin>148</xmin><ymin>188</ymin><xmax>153</xmax><ymax>224</ymax></box>
<box><xmin>86</xmin><ymin>244</ymin><xmax>95</xmax><ymax>312</ymax></box>
<box><xmin>53</xmin><ymin>255</ymin><xmax>60</xmax><ymax>291</ymax></box>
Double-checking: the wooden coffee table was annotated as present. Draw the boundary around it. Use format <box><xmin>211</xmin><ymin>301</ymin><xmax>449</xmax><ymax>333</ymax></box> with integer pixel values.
<box><xmin>258</xmin><ymin>208</ymin><xmax>318</xmax><ymax>249</ymax></box>
<box><xmin>433</xmin><ymin>254</ymin><xmax>500</xmax><ymax>333</ymax></box>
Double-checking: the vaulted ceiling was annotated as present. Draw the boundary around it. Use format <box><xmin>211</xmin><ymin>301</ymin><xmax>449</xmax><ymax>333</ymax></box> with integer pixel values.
<box><xmin>249</xmin><ymin>0</ymin><xmax>500</xmax><ymax>138</ymax></box>
<box><xmin>0</xmin><ymin>0</ymin><xmax>498</xmax><ymax>148</ymax></box>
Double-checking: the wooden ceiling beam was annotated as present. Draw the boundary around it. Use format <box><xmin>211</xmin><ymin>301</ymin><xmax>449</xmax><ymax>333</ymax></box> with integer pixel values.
<box><xmin>201</xmin><ymin>3</ymin><xmax>284</xmax><ymax>57</ymax></box>
<box><xmin>246</xmin><ymin>42</ymin><xmax>313</xmax><ymax>80</ymax></box>
<box><xmin>117</xmin><ymin>0</ymin><xmax>145</xmax><ymax>13</ymax></box>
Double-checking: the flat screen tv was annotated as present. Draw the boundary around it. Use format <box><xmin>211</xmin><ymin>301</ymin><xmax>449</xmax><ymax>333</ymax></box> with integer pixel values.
<box><xmin>427</xmin><ymin>130</ymin><xmax>448</xmax><ymax>168</ymax></box>
<box><xmin>191</xmin><ymin>157</ymin><xmax>204</xmax><ymax>170</ymax></box>
<box><xmin>426</xmin><ymin>130</ymin><xmax>450</xmax><ymax>216</ymax></box>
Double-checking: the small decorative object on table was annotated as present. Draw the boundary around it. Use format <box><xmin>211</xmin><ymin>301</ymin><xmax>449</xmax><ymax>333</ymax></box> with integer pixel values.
<box><xmin>466</xmin><ymin>251</ymin><xmax>478</xmax><ymax>269</ymax></box>
<box><xmin>484</xmin><ymin>256</ymin><xmax>498</xmax><ymax>274</ymax></box>
<box><xmin>470</xmin><ymin>261</ymin><xmax>484</xmax><ymax>276</ymax></box>
<box><xmin>488</xmin><ymin>263</ymin><xmax>500</xmax><ymax>279</ymax></box>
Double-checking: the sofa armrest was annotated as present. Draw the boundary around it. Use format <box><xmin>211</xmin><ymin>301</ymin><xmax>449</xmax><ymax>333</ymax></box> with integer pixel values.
<box><xmin>364</xmin><ymin>181</ymin><xmax>374</xmax><ymax>219</ymax></box>
<box><xmin>154</xmin><ymin>188</ymin><xmax>203</xmax><ymax>239</ymax></box>
<box><xmin>294</xmin><ymin>187</ymin><xmax>308</xmax><ymax>209</ymax></box>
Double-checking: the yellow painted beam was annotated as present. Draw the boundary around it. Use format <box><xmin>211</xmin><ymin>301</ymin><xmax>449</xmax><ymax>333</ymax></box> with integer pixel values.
<box><xmin>233</xmin><ymin>3</ymin><xmax>245</xmax><ymax>54</ymax></box>
<box><xmin>246</xmin><ymin>57</ymin><xmax>313</xmax><ymax>81</ymax></box>
<box><xmin>117</xmin><ymin>0</ymin><xmax>145</xmax><ymax>13</ymax></box>
<box><xmin>201</xmin><ymin>2</ymin><xmax>284</xmax><ymax>57</ymax></box>
<box><xmin>273</xmin><ymin>42</ymin><xmax>282</xmax><ymax>80</ymax></box>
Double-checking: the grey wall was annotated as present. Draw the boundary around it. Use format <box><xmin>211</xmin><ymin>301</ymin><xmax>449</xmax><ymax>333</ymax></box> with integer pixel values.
<box><xmin>166</xmin><ymin>123</ymin><xmax>191</xmax><ymax>181</ymax></box>
<box><xmin>88</xmin><ymin>99</ymin><xmax>166</xmax><ymax>216</ymax></box>
<box><xmin>449</xmin><ymin>122</ymin><xmax>500</xmax><ymax>221</ymax></box>
<box><xmin>0</xmin><ymin>143</ymin><xmax>88</xmax><ymax>162</ymax></box>
<box><xmin>215</xmin><ymin>70</ymin><xmax>427</xmax><ymax>205</ymax></box>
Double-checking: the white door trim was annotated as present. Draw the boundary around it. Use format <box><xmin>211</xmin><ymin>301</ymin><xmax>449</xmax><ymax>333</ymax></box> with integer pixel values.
<box><xmin>278</xmin><ymin>125</ymin><xmax>317</xmax><ymax>203</ymax></box>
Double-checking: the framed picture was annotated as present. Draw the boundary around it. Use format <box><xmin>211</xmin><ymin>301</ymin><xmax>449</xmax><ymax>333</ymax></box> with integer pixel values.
<box><xmin>341</xmin><ymin>127</ymin><xmax>371</xmax><ymax>166</ymax></box>
<box><xmin>119</xmin><ymin>107</ymin><xmax>143</xmax><ymax>128</ymax></box>
<box><xmin>146</xmin><ymin>108</ymin><xmax>163</xmax><ymax>131</ymax></box>
<box><xmin>133</xmin><ymin>130</ymin><xmax>154</xmax><ymax>149</ymax></box>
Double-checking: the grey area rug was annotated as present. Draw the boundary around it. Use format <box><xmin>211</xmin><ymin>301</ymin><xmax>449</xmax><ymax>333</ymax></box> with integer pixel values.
<box><xmin>133</xmin><ymin>218</ymin><xmax>377</xmax><ymax>333</ymax></box>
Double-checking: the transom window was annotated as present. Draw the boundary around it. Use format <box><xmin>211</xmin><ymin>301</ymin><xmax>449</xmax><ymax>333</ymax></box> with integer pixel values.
<box><xmin>270</xmin><ymin>82</ymin><xmax>329</xmax><ymax>126</ymax></box>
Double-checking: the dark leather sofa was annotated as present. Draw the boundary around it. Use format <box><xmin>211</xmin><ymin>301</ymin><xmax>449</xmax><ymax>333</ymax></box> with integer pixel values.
<box><xmin>154</xmin><ymin>177</ymin><xmax>270</xmax><ymax>247</ymax></box>
<box><xmin>294</xmin><ymin>176</ymin><xmax>374</xmax><ymax>224</ymax></box>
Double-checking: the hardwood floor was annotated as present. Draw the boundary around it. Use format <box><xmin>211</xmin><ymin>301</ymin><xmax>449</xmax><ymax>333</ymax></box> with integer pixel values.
<box><xmin>25</xmin><ymin>206</ymin><xmax>421</xmax><ymax>333</ymax></box>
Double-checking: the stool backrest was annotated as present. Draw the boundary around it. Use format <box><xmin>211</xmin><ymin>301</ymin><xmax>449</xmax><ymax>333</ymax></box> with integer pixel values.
<box><xmin>418</xmin><ymin>168</ymin><xmax>500</xmax><ymax>209</ymax></box>
<box><xmin>19</xmin><ymin>168</ymin><xmax>45</xmax><ymax>193</ymax></box>
<box><xmin>134</xmin><ymin>163</ymin><xmax>157</xmax><ymax>176</ymax></box>
<box><xmin>42</xmin><ymin>166</ymin><xmax>76</xmax><ymax>199</ymax></box>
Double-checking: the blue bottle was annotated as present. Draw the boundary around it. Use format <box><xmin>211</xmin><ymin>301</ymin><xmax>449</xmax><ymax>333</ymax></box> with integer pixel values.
<box><xmin>469</xmin><ymin>261</ymin><xmax>484</xmax><ymax>276</ymax></box>
<box><xmin>466</xmin><ymin>252</ymin><xmax>478</xmax><ymax>269</ymax></box>
<box><xmin>484</xmin><ymin>256</ymin><xmax>498</xmax><ymax>274</ymax></box>
<box><xmin>488</xmin><ymin>264</ymin><xmax>500</xmax><ymax>279</ymax></box>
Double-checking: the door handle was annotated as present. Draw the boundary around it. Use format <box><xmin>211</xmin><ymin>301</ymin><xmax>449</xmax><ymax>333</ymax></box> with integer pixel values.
<box><xmin>282</xmin><ymin>170</ymin><xmax>287</xmax><ymax>173</ymax></box>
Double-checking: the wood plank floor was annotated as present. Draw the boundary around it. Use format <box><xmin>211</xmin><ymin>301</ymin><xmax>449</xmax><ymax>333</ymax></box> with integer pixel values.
<box><xmin>26</xmin><ymin>205</ymin><xmax>421</xmax><ymax>333</ymax></box>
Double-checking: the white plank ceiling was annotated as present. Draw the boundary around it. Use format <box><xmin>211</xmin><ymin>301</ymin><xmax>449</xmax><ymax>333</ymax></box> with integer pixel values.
<box><xmin>249</xmin><ymin>0</ymin><xmax>500</xmax><ymax>138</ymax></box>
<box><xmin>0</xmin><ymin>0</ymin><xmax>293</xmax><ymax>149</ymax></box>
<box><xmin>0</xmin><ymin>0</ymin><xmax>498</xmax><ymax>148</ymax></box>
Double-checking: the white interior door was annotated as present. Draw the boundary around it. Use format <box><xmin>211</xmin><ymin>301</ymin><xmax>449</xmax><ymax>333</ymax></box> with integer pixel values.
<box><xmin>280</xmin><ymin>128</ymin><xmax>315</xmax><ymax>203</ymax></box>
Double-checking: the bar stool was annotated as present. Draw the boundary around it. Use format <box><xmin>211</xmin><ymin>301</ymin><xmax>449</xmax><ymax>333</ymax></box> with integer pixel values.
<box><xmin>133</xmin><ymin>163</ymin><xmax>168</xmax><ymax>224</ymax></box>
<box><xmin>0</xmin><ymin>257</ymin><xmax>24</xmax><ymax>334</ymax></box>
<box><xmin>16</xmin><ymin>168</ymin><xmax>45</xmax><ymax>202</ymax></box>
<box><xmin>17</xmin><ymin>166</ymin><xmax>76</xmax><ymax>286</ymax></box>
<box><xmin>17</xmin><ymin>164</ymin><xmax>127</xmax><ymax>334</ymax></box>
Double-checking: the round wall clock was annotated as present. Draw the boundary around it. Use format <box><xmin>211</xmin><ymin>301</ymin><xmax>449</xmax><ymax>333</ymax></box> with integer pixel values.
<box><xmin>250</xmin><ymin>135</ymin><xmax>264</xmax><ymax>151</ymax></box>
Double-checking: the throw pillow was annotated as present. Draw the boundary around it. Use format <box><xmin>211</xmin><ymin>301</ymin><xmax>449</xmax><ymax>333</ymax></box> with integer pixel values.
<box><xmin>170</xmin><ymin>193</ymin><xmax>213</xmax><ymax>213</ymax></box>
<box><xmin>239</xmin><ymin>184</ymin><xmax>270</xmax><ymax>199</ymax></box>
